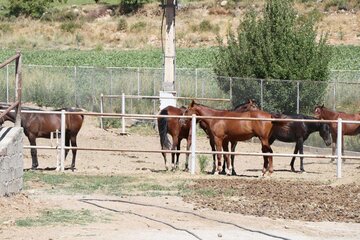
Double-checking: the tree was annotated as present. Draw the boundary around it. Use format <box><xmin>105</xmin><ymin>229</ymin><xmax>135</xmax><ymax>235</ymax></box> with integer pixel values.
<box><xmin>213</xmin><ymin>0</ymin><xmax>332</xmax><ymax>114</ymax></box>
<box><xmin>8</xmin><ymin>0</ymin><xmax>66</xmax><ymax>19</ymax></box>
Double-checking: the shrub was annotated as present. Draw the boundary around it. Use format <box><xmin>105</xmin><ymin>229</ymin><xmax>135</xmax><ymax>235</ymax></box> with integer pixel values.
<box><xmin>60</xmin><ymin>21</ymin><xmax>81</xmax><ymax>33</ymax></box>
<box><xmin>213</xmin><ymin>0</ymin><xmax>332</xmax><ymax>113</ymax></box>
<box><xmin>130</xmin><ymin>21</ymin><xmax>146</xmax><ymax>33</ymax></box>
<box><xmin>117</xmin><ymin>17</ymin><xmax>128</xmax><ymax>31</ymax></box>
<box><xmin>198</xmin><ymin>155</ymin><xmax>210</xmax><ymax>173</ymax></box>
<box><xmin>8</xmin><ymin>0</ymin><xmax>65</xmax><ymax>19</ymax></box>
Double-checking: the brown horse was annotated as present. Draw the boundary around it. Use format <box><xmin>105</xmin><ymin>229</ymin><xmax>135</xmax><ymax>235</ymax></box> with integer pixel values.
<box><xmin>0</xmin><ymin>106</ymin><xmax>84</xmax><ymax>170</ymax></box>
<box><xmin>207</xmin><ymin>99</ymin><xmax>259</xmax><ymax>175</ymax></box>
<box><xmin>158</xmin><ymin>99</ymin><xmax>259</xmax><ymax>171</ymax></box>
<box><xmin>314</xmin><ymin>105</ymin><xmax>360</xmax><ymax>160</ymax></box>
<box><xmin>157</xmin><ymin>106</ymin><xmax>191</xmax><ymax>170</ymax></box>
<box><xmin>184</xmin><ymin>100</ymin><xmax>277</xmax><ymax>176</ymax></box>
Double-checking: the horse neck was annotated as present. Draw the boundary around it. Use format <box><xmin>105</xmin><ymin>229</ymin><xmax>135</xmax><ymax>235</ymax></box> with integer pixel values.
<box><xmin>321</xmin><ymin>108</ymin><xmax>338</xmax><ymax>120</ymax></box>
<box><xmin>3</xmin><ymin>111</ymin><xmax>16</xmax><ymax>123</ymax></box>
<box><xmin>193</xmin><ymin>105</ymin><xmax>224</xmax><ymax>126</ymax></box>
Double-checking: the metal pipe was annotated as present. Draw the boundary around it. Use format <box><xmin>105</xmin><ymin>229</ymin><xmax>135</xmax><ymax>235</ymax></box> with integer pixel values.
<box><xmin>60</xmin><ymin>110</ymin><xmax>66</xmax><ymax>172</ymax></box>
<box><xmin>337</xmin><ymin>118</ymin><xmax>342</xmax><ymax>178</ymax></box>
<box><xmin>191</xmin><ymin>114</ymin><xmax>196</xmax><ymax>174</ymax></box>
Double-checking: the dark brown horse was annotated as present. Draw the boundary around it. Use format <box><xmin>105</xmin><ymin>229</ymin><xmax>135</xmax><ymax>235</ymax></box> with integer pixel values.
<box><xmin>314</xmin><ymin>105</ymin><xmax>360</xmax><ymax>160</ymax></box>
<box><xmin>184</xmin><ymin>100</ymin><xmax>278</xmax><ymax>176</ymax></box>
<box><xmin>158</xmin><ymin>106</ymin><xmax>191</xmax><ymax>171</ymax></box>
<box><xmin>157</xmin><ymin>100</ymin><xmax>258</xmax><ymax>171</ymax></box>
<box><xmin>0</xmin><ymin>106</ymin><xmax>84</xmax><ymax>170</ymax></box>
<box><xmin>270</xmin><ymin>113</ymin><xmax>332</xmax><ymax>172</ymax></box>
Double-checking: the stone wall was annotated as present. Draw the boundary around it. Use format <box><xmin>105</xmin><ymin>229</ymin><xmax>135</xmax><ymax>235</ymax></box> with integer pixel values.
<box><xmin>0</xmin><ymin>127</ymin><xmax>23</xmax><ymax>196</ymax></box>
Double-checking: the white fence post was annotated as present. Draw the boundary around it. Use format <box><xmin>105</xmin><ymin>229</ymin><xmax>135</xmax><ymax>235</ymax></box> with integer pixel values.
<box><xmin>121</xmin><ymin>93</ymin><xmax>126</xmax><ymax>135</ymax></box>
<box><xmin>60</xmin><ymin>110</ymin><xmax>66</xmax><ymax>172</ymax></box>
<box><xmin>100</xmin><ymin>93</ymin><xmax>104</xmax><ymax>129</ymax></box>
<box><xmin>191</xmin><ymin>114</ymin><xmax>197</xmax><ymax>174</ymax></box>
<box><xmin>337</xmin><ymin>118</ymin><xmax>342</xmax><ymax>178</ymax></box>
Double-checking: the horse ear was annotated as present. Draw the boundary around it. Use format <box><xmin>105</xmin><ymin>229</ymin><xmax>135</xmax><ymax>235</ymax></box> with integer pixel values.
<box><xmin>248</xmin><ymin>99</ymin><xmax>252</xmax><ymax>104</ymax></box>
<box><xmin>189</xmin><ymin>100</ymin><xmax>195</xmax><ymax>107</ymax></box>
<box><xmin>321</xmin><ymin>104</ymin><xmax>324</xmax><ymax>108</ymax></box>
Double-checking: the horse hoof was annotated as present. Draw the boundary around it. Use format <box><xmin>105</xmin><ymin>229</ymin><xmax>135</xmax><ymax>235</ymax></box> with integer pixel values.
<box><xmin>213</xmin><ymin>171</ymin><xmax>219</xmax><ymax>175</ymax></box>
<box><xmin>232</xmin><ymin>170</ymin><xmax>237</xmax><ymax>176</ymax></box>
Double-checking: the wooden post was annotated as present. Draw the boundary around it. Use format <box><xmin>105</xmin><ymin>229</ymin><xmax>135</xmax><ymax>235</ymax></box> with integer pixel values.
<box><xmin>15</xmin><ymin>52</ymin><xmax>22</xmax><ymax>127</ymax></box>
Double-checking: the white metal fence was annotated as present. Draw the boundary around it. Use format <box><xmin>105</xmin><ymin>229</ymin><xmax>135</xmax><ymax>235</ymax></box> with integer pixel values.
<box><xmin>4</xmin><ymin>109</ymin><xmax>359</xmax><ymax>178</ymax></box>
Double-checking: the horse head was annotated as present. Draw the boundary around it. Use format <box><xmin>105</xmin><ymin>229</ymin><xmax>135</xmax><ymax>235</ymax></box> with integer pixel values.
<box><xmin>319</xmin><ymin>123</ymin><xmax>332</xmax><ymax>146</ymax></box>
<box><xmin>234</xmin><ymin>99</ymin><xmax>259</xmax><ymax>112</ymax></box>
<box><xmin>314</xmin><ymin>104</ymin><xmax>325</xmax><ymax>119</ymax></box>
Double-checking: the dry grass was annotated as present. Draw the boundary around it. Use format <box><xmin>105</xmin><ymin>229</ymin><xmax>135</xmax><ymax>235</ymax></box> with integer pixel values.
<box><xmin>0</xmin><ymin>2</ymin><xmax>359</xmax><ymax>50</ymax></box>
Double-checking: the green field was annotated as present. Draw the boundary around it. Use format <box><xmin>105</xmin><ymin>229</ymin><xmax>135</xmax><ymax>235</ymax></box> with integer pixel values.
<box><xmin>0</xmin><ymin>45</ymin><xmax>359</xmax><ymax>70</ymax></box>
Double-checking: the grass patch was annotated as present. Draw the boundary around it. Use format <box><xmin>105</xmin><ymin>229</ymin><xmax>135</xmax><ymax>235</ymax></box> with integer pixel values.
<box><xmin>24</xmin><ymin>171</ymin><xmax>190</xmax><ymax>197</ymax></box>
<box><xmin>16</xmin><ymin>209</ymin><xmax>94</xmax><ymax>227</ymax></box>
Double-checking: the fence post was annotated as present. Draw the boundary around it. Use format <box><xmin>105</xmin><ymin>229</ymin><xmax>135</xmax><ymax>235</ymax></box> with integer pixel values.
<box><xmin>74</xmin><ymin>66</ymin><xmax>77</xmax><ymax>106</ymax></box>
<box><xmin>260</xmin><ymin>79</ymin><xmax>264</xmax><ymax>110</ymax></box>
<box><xmin>137</xmin><ymin>67</ymin><xmax>140</xmax><ymax>95</ymax></box>
<box><xmin>336</xmin><ymin>118</ymin><xmax>342</xmax><ymax>178</ymax></box>
<box><xmin>195</xmin><ymin>68</ymin><xmax>198</xmax><ymax>97</ymax></box>
<box><xmin>121</xmin><ymin>93</ymin><xmax>126</xmax><ymax>135</ymax></box>
<box><xmin>60</xmin><ymin>110</ymin><xmax>66</xmax><ymax>172</ymax></box>
<box><xmin>6</xmin><ymin>64</ymin><xmax>9</xmax><ymax>103</ymax></box>
<box><xmin>100</xmin><ymin>93</ymin><xmax>104</xmax><ymax>129</ymax></box>
<box><xmin>333</xmin><ymin>80</ymin><xmax>336</xmax><ymax>111</ymax></box>
<box><xmin>15</xmin><ymin>52</ymin><xmax>22</xmax><ymax>127</ymax></box>
<box><xmin>191</xmin><ymin>114</ymin><xmax>197</xmax><ymax>175</ymax></box>
<box><xmin>229</xmin><ymin>77</ymin><xmax>233</xmax><ymax>100</ymax></box>
<box><xmin>296</xmin><ymin>81</ymin><xmax>300</xmax><ymax>114</ymax></box>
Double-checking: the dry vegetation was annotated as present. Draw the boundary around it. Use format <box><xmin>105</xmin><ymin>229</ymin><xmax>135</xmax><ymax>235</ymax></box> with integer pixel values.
<box><xmin>0</xmin><ymin>1</ymin><xmax>359</xmax><ymax>50</ymax></box>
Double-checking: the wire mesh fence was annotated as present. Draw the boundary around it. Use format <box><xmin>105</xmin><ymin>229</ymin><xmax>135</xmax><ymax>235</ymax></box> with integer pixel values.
<box><xmin>1</xmin><ymin>64</ymin><xmax>359</xmax><ymax>151</ymax></box>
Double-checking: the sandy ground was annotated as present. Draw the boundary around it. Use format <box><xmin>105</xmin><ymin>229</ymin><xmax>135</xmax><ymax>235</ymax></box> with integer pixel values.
<box><xmin>1</xmin><ymin>116</ymin><xmax>360</xmax><ymax>240</ymax></box>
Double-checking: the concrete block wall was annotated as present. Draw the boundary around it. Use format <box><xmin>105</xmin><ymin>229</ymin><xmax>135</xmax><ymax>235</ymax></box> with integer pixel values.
<box><xmin>0</xmin><ymin>127</ymin><xmax>23</xmax><ymax>196</ymax></box>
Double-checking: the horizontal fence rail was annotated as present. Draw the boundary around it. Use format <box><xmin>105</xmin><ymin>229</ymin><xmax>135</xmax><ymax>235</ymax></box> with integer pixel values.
<box><xmin>2</xmin><ymin>109</ymin><xmax>360</xmax><ymax>178</ymax></box>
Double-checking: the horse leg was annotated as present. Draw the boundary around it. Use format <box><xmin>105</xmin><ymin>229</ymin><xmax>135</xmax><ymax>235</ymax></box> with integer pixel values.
<box><xmin>28</xmin><ymin>137</ymin><xmax>38</xmax><ymax>169</ymax></box>
<box><xmin>341</xmin><ymin>135</ymin><xmax>346</xmax><ymax>162</ymax></box>
<box><xmin>70</xmin><ymin>135</ymin><xmax>78</xmax><ymax>171</ymax></box>
<box><xmin>65</xmin><ymin>134</ymin><xmax>70</xmax><ymax>159</ymax></box>
<box><xmin>222</xmin><ymin>140</ymin><xmax>231</xmax><ymax>176</ymax></box>
<box><xmin>209</xmin><ymin>137</ymin><xmax>216</xmax><ymax>174</ymax></box>
<box><xmin>298</xmin><ymin>139</ymin><xmax>305</xmax><ymax>172</ymax></box>
<box><xmin>175</xmin><ymin>139</ymin><xmax>182</xmax><ymax>170</ymax></box>
<box><xmin>261</xmin><ymin>140</ymin><xmax>273</xmax><ymax>176</ymax></box>
<box><xmin>184</xmin><ymin>137</ymin><xmax>191</xmax><ymax>172</ymax></box>
<box><xmin>171</xmin><ymin>137</ymin><xmax>179</xmax><ymax>171</ymax></box>
<box><xmin>290</xmin><ymin>143</ymin><xmax>299</xmax><ymax>172</ymax></box>
<box><xmin>214</xmin><ymin>137</ymin><xmax>223</xmax><ymax>175</ymax></box>
<box><xmin>230</xmin><ymin>141</ymin><xmax>237</xmax><ymax>175</ymax></box>
<box><xmin>331</xmin><ymin>134</ymin><xmax>337</xmax><ymax>162</ymax></box>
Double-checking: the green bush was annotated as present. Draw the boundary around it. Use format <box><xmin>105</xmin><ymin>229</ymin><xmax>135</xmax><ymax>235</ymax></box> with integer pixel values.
<box><xmin>213</xmin><ymin>0</ymin><xmax>332</xmax><ymax>113</ymax></box>
<box><xmin>7</xmin><ymin>0</ymin><xmax>64</xmax><ymax>19</ymax></box>
<box><xmin>120</xmin><ymin>0</ymin><xmax>151</xmax><ymax>15</ymax></box>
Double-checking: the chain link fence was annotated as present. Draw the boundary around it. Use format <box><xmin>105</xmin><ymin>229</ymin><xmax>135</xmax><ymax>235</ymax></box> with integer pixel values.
<box><xmin>1</xmin><ymin>64</ymin><xmax>359</xmax><ymax>112</ymax></box>
<box><xmin>1</xmin><ymin>64</ymin><xmax>359</xmax><ymax>151</ymax></box>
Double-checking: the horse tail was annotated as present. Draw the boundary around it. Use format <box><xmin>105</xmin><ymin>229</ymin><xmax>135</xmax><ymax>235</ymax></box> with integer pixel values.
<box><xmin>158</xmin><ymin>108</ymin><xmax>172</xmax><ymax>150</ymax></box>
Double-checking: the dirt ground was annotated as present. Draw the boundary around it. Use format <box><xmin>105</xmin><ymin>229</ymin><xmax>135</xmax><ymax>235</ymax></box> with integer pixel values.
<box><xmin>1</xmin><ymin>116</ymin><xmax>360</xmax><ymax>240</ymax></box>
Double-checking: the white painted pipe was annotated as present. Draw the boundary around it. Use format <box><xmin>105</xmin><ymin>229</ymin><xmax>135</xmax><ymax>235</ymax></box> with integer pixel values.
<box><xmin>60</xmin><ymin>110</ymin><xmax>66</xmax><ymax>172</ymax></box>
<box><xmin>191</xmin><ymin>114</ymin><xmax>196</xmax><ymax>175</ymax></box>
<box><xmin>337</xmin><ymin>118</ymin><xmax>342</xmax><ymax>178</ymax></box>
<box><xmin>121</xmin><ymin>93</ymin><xmax>126</xmax><ymax>134</ymax></box>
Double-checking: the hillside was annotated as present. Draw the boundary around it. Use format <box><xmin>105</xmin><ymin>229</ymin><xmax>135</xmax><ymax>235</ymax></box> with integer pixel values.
<box><xmin>0</xmin><ymin>1</ymin><xmax>359</xmax><ymax>51</ymax></box>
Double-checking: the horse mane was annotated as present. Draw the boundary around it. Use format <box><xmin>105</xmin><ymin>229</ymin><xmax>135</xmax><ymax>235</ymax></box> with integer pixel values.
<box><xmin>233</xmin><ymin>99</ymin><xmax>257</xmax><ymax>110</ymax></box>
